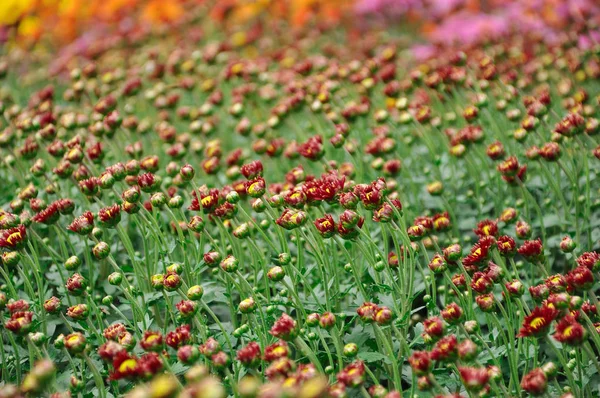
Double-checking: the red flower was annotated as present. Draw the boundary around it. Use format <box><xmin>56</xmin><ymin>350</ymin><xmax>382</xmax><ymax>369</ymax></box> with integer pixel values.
<box><xmin>576</xmin><ymin>252</ymin><xmax>600</xmax><ymax>272</ymax></box>
<box><xmin>441</xmin><ymin>303</ymin><xmax>463</xmax><ymax>324</ymax></box>
<box><xmin>409</xmin><ymin>351</ymin><xmax>431</xmax><ymax>375</ymax></box>
<box><xmin>0</xmin><ymin>225</ymin><xmax>27</xmax><ymax>250</ymax></box>
<box><xmin>265</xmin><ymin>357</ymin><xmax>295</xmax><ymax>380</ymax></box>
<box><xmin>423</xmin><ymin>317</ymin><xmax>445</xmax><ymax>340</ymax></box>
<box><xmin>269</xmin><ymin>313</ymin><xmax>298</xmax><ymax>341</ymax></box>
<box><xmin>566</xmin><ymin>265</ymin><xmax>594</xmax><ymax>291</ymax></box>
<box><xmin>486</xmin><ymin>141</ymin><xmax>505</xmax><ymax>160</ymax></box>
<box><xmin>476</xmin><ymin>293</ymin><xmax>496</xmax><ymax>312</ymax></box>
<box><xmin>357</xmin><ymin>302</ymin><xmax>379</xmax><ymax>323</ymax></box>
<box><xmin>137</xmin><ymin>353</ymin><xmax>163</xmax><ymax>379</ymax></box>
<box><xmin>240</xmin><ymin>160</ymin><xmax>263</xmax><ymax>179</ymax></box>
<box><xmin>245</xmin><ymin>177</ymin><xmax>266</xmax><ymax>198</ymax></box>
<box><xmin>299</xmin><ymin>135</ymin><xmax>324</xmax><ymax>161</ymax></box>
<box><xmin>518</xmin><ymin>239</ymin><xmax>544</xmax><ymax>263</ymax></box>
<box><xmin>314</xmin><ymin>214</ymin><xmax>336</xmax><ymax>238</ymax></box>
<box><xmin>110</xmin><ymin>351</ymin><xmax>141</xmax><ymax>380</ymax></box>
<box><xmin>545</xmin><ymin>274</ymin><xmax>568</xmax><ymax>293</ymax></box>
<box><xmin>165</xmin><ymin>325</ymin><xmax>191</xmax><ymax>348</ymax></box>
<box><xmin>432</xmin><ymin>212</ymin><xmax>451</xmax><ymax>232</ymax></box>
<box><xmin>373</xmin><ymin>200</ymin><xmax>401</xmax><ymax>223</ymax></box>
<box><xmin>78</xmin><ymin>177</ymin><xmax>100</xmax><ymax>196</ymax></box>
<box><xmin>473</xmin><ymin>219</ymin><xmax>498</xmax><ymax>238</ymax></box>
<box><xmin>496</xmin><ymin>235</ymin><xmax>516</xmax><ymax>256</ymax></box>
<box><xmin>237</xmin><ymin>341</ymin><xmax>261</xmax><ymax>367</ymax></box>
<box><xmin>32</xmin><ymin>202</ymin><xmax>60</xmax><ymax>225</ymax></box>
<box><xmin>336</xmin><ymin>361</ymin><xmax>365</xmax><ymax>387</ymax></box>
<box><xmin>430</xmin><ymin>335</ymin><xmax>457</xmax><ymax>362</ymax></box>
<box><xmin>5</xmin><ymin>311</ymin><xmax>34</xmax><ymax>334</ymax></box>
<box><xmin>276</xmin><ymin>209</ymin><xmax>307</xmax><ymax>230</ymax></box>
<box><xmin>7</xmin><ymin>299</ymin><xmax>29</xmax><ymax>314</ymax></box>
<box><xmin>98</xmin><ymin>204</ymin><xmax>121</xmax><ymax>228</ymax></box>
<box><xmin>458</xmin><ymin>367</ymin><xmax>490</xmax><ymax>392</ymax></box>
<box><xmin>518</xmin><ymin>306</ymin><xmax>559</xmax><ymax>337</ymax></box>
<box><xmin>553</xmin><ymin>315</ymin><xmax>587</xmax><ymax>346</ymax></box>
<box><xmin>199</xmin><ymin>337</ymin><xmax>221</xmax><ymax>357</ymax></box>
<box><xmin>462</xmin><ymin>237</ymin><xmax>494</xmax><ymax>271</ymax></box>
<box><xmin>98</xmin><ymin>341</ymin><xmax>126</xmax><ymax>362</ymax></box>
<box><xmin>471</xmin><ymin>272</ymin><xmax>494</xmax><ymax>294</ymax></box>
<box><xmin>529</xmin><ymin>284</ymin><xmax>550</xmax><ymax>303</ymax></box>
<box><xmin>140</xmin><ymin>331</ymin><xmax>163</xmax><ymax>352</ymax></box>
<box><xmin>521</xmin><ymin>368</ymin><xmax>547</xmax><ymax>396</ymax></box>
<box><xmin>264</xmin><ymin>341</ymin><xmax>289</xmax><ymax>362</ymax></box>
<box><xmin>67</xmin><ymin>212</ymin><xmax>94</xmax><ymax>235</ymax></box>
<box><xmin>539</xmin><ymin>142</ymin><xmax>560</xmax><ymax>161</ymax></box>
<box><xmin>303</xmin><ymin>172</ymin><xmax>345</xmax><ymax>203</ymax></box>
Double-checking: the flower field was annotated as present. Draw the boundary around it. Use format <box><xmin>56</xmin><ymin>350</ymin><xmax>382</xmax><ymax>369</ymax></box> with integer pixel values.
<box><xmin>0</xmin><ymin>1</ymin><xmax>600</xmax><ymax>397</ymax></box>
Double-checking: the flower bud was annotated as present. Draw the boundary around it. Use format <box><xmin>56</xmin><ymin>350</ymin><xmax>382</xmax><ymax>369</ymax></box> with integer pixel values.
<box><xmin>108</xmin><ymin>272</ymin><xmax>123</xmax><ymax>286</ymax></box>
<box><xmin>267</xmin><ymin>266</ymin><xmax>285</xmax><ymax>282</ymax></box>
<box><xmin>92</xmin><ymin>242</ymin><xmax>110</xmax><ymax>260</ymax></box>
<box><xmin>178</xmin><ymin>345</ymin><xmax>200</xmax><ymax>365</ymax></box>
<box><xmin>187</xmin><ymin>285</ymin><xmax>204</xmax><ymax>300</ymax></box>
<box><xmin>239</xmin><ymin>297</ymin><xmax>256</xmax><ymax>314</ymax></box>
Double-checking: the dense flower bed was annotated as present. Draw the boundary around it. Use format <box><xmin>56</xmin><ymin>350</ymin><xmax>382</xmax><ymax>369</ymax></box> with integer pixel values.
<box><xmin>0</xmin><ymin>2</ymin><xmax>599</xmax><ymax>397</ymax></box>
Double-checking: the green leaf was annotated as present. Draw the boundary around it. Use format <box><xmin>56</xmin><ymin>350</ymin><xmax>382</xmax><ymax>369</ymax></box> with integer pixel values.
<box><xmin>358</xmin><ymin>351</ymin><xmax>389</xmax><ymax>363</ymax></box>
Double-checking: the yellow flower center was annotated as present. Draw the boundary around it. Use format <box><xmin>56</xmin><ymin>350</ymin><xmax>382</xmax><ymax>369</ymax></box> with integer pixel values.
<box><xmin>118</xmin><ymin>359</ymin><xmax>138</xmax><ymax>373</ymax></box>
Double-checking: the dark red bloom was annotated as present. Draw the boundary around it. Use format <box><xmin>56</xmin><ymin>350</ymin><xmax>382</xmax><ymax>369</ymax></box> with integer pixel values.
<box><xmin>545</xmin><ymin>274</ymin><xmax>568</xmax><ymax>293</ymax></box>
<box><xmin>554</xmin><ymin>315</ymin><xmax>587</xmax><ymax>346</ymax></box>
<box><xmin>336</xmin><ymin>361</ymin><xmax>365</xmax><ymax>387</ymax></box>
<box><xmin>521</xmin><ymin>368</ymin><xmax>547</xmax><ymax>396</ymax></box>
<box><xmin>430</xmin><ymin>335</ymin><xmax>458</xmax><ymax>362</ymax></box>
<box><xmin>473</xmin><ymin>219</ymin><xmax>498</xmax><ymax>238</ymax></box>
<box><xmin>518</xmin><ymin>239</ymin><xmax>544</xmax><ymax>263</ymax></box>
<box><xmin>423</xmin><ymin>317</ymin><xmax>445</xmax><ymax>340</ymax></box>
<box><xmin>110</xmin><ymin>351</ymin><xmax>141</xmax><ymax>380</ymax></box>
<box><xmin>299</xmin><ymin>135</ymin><xmax>324</xmax><ymax>161</ymax></box>
<box><xmin>5</xmin><ymin>311</ymin><xmax>34</xmax><ymax>334</ymax></box>
<box><xmin>276</xmin><ymin>209</ymin><xmax>307</xmax><ymax>230</ymax></box>
<box><xmin>566</xmin><ymin>265</ymin><xmax>594</xmax><ymax>291</ymax></box>
<box><xmin>441</xmin><ymin>303</ymin><xmax>463</xmax><ymax>325</ymax></box>
<box><xmin>140</xmin><ymin>331</ymin><xmax>163</xmax><ymax>352</ymax></box>
<box><xmin>7</xmin><ymin>299</ymin><xmax>29</xmax><ymax>313</ymax></box>
<box><xmin>409</xmin><ymin>351</ymin><xmax>431</xmax><ymax>375</ymax></box>
<box><xmin>471</xmin><ymin>272</ymin><xmax>494</xmax><ymax>294</ymax></box>
<box><xmin>303</xmin><ymin>172</ymin><xmax>345</xmax><ymax>203</ymax></box>
<box><xmin>264</xmin><ymin>341</ymin><xmax>289</xmax><ymax>362</ymax></box>
<box><xmin>576</xmin><ymin>252</ymin><xmax>600</xmax><ymax>272</ymax></box>
<box><xmin>458</xmin><ymin>367</ymin><xmax>490</xmax><ymax>392</ymax></box>
<box><xmin>314</xmin><ymin>214</ymin><xmax>336</xmax><ymax>238</ymax></box>
<box><xmin>0</xmin><ymin>225</ymin><xmax>27</xmax><ymax>250</ymax></box>
<box><xmin>462</xmin><ymin>237</ymin><xmax>495</xmax><ymax>271</ymax></box>
<box><xmin>189</xmin><ymin>188</ymin><xmax>220</xmax><ymax>214</ymax></box>
<box><xmin>32</xmin><ymin>202</ymin><xmax>60</xmax><ymax>225</ymax></box>
<box><xmin>432</xmin><ymin>212</ymin><xmax>451</xmax><ymax>232</ymax></box>
<box><xmin>496</xmin><ymin>235</ymin><xmax>516</xmax><ymax>256</ymax></box>
<box><xmin>539</xmin><ymin>142</ymin><xmax>561</xmax><ymax>161</ymax></box>
<box><xmin>67</xmin><ymin>211</ymin><xmax>94</xmax><ymax>235</ymax></box>
<box><xmin>357</xmin><ymin>302</ymin><xmax>379</xmax><ymax>323</ymax></box>
<box><xmin>98</xmin><ymin>341</ymin><xmax>126</xmax><ymax>362</ymax></box>
<box><xmin>518</xmin><ymin>306</ymin><xmax>559</xmax><ymax>337</ymax></box>
<box><xmin>269</xmin><ymin>313</ymin><xmax>298</xmax><ymax>341</ymax></box>
<box><xmin>137</xmin><ymin>353</ymin><xmax>163</xmax><ymax>379</ymax></box>
<box><xmin>237</xmin><ymin>341</ymin><xmax>261</xmax><ymax>367</ymax></box>
<box><xmin>98</xmin><ymin>204</ymin><xmax>121</xmax><ymax>228</ymax></box>
<box><xmin>165</xmin><ymin>325</ymin><xmax>191</xmax><ymax>348</ymax></box>
<box><xmin>240</xmin><ymin>160</ymin><xmax>263</xmax><ymax>179</ymax></box>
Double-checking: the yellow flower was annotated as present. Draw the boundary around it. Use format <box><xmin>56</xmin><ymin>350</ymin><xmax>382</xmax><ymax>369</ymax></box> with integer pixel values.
<box><xmin>0</xmin><ymin>0</ymin><xmax>34</xmax><ymax>25</ymax></box>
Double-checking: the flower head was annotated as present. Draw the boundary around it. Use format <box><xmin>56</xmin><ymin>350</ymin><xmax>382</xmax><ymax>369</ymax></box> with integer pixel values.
<box><xmin>518</xmin><ymin>305</ymin><xmax>559</xmax><ymax>338</ymax></box>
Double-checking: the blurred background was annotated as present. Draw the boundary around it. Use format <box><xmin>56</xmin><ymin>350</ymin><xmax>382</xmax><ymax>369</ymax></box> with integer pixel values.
<box><xmin>0</xmin><ymin>0</ymin><xmax>597</xmax><ymax>48</ymax></box>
